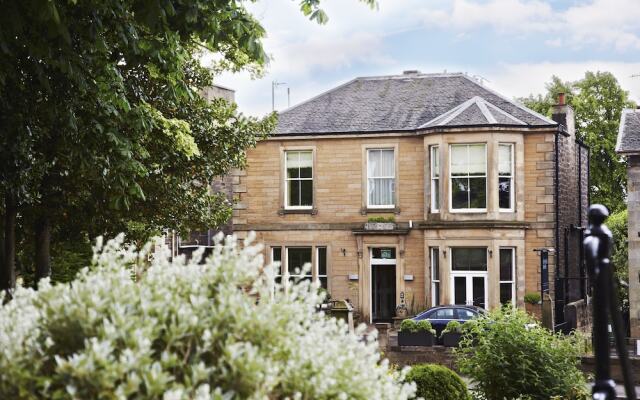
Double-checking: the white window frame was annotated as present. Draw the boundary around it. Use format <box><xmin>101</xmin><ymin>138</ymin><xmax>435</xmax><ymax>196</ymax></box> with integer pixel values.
<box><xmin>449</xmin><ymin>143</ymin><xmax>487</xmax><ymax>213</ymax></box>
<box><xmin>366</xmin><ymin>148</ymin><xmax>396</xmax><ymax>209</ymax></box>
<box><xmin>430</xmin><ymin>247</ymin><xmax>440</xmax><ymax>306</ymax></box>
<box><xmin>284</xmin><ymin>150</ymin><xmax>313</xmax><ymax>210</ymax></box>
<box><xmin>499</xmin><ymin>247</ymin><xmax>516</xmax><ymax>306</ymax></box>
<box><xmin>430</xmin><ymin>145</ymin><xmax>440</xmax><ymax>213</ymax></box>
<box><xmin>498</xmin><ymin>143</ymin><xmax>515</xmax><ymax>212</ymax></box>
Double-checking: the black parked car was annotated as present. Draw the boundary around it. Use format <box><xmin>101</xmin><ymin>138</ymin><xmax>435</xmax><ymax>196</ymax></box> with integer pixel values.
<box><xmin>412</xmin><ymin>305</ymin><xmax>486</xmax><ymax>339</ymax></box>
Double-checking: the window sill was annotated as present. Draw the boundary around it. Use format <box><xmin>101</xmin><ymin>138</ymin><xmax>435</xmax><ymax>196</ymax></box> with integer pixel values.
<box><xmin>278</xmin><ymin>208</ymin><xmax>317</xmax><ymax>216</ymax></box>
<box><xmin>360</xmin><ymin>207</ymin><xmax>400</xmax><ymax>215</ymax></box>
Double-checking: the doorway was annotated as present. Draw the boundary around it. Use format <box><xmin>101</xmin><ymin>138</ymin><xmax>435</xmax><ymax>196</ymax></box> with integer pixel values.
<box><xmin>370</xmin><ymin>247</ymin><xmax>396</xmax><ymax>322</ymax></box>
<box><xmin>450</xmin><ymin>247</ymin><xmax>488</xmax><ymax>309</ymax></box>
<box><xmin>451</xmin><ymin>273</ymin><xmax>487</xmax><ymax>308</ymax></box>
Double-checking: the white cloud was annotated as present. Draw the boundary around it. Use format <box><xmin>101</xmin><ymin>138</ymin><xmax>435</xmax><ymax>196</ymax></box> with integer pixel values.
<box><xmin>483</xmin><ymin>61</ymin><xmax>640</xmax><ymax>102</ymax></box>
<box><xmin>420</xmin><ymin>0</ymin><xmax>640</xmax><ymax>51</ymax></box>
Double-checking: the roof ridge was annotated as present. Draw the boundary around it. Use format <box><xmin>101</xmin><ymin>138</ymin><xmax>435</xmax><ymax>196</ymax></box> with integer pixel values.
<box><xmin>483</xmin><ymin>101</ymin><xmax>527</xmax><ymax>125</ymax></box>
<box><xmin>356</xmin><ymin>72</ymin><xmax>466</xmax><ymax>81</ymax></box>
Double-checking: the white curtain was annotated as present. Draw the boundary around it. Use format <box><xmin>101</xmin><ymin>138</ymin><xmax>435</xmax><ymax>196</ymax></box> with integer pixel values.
<box><xmin>368</xmin><ymin>149</ymin><xmax>395</xmax><ymax>206</ymax></box>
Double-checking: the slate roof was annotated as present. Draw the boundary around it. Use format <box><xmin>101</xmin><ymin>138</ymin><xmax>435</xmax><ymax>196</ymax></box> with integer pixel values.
<box><xmin>616</xmin><ymin>109</ymin><xmax>640</xmax><ymax>154</ymax></box>
<box><xmin>275</xmin><ymin>72</ymin><xmax>557</xmax><ymax>135</ymax></box>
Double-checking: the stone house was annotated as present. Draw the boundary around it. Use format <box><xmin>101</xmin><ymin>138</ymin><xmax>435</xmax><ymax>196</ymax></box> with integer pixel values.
<box><xmin>233</xmin><ymin>71</ymin><xmax>589</xmax><ymax>325</ymax></box>
<box><xmin>616</xmin><ymin>108</ymin><xmax>640</xmax><ymax>336</ymax></box>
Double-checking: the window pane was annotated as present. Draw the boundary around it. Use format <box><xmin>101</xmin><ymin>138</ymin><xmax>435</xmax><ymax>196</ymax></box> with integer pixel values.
<box><xmin>500</xmin><ymin>283</ymin><xmax>513</xmax><ymax>305</ymax></box>
<box><xmin>499</xmin><ymin>177</ymin><xmax>512</xmax><ymax>209</ymax></box>
<box><xmin>500</xmin><ymin>248</ymin><xmax>514</xmax><ymax>281</ymax></box>
<box><xmin>431</xmin><ymin>146</ymin><xmax>439</xmax><ymax>178</ymax></box>
<box><xmin>432</xmin><ymin>178</ymin><xmax>440</xmax><ymax>210</ymax></box>
<box><xmin>272</xmin><ymin>247</ymin><xmax>282</xmax><ymax>275</ymax></box>
<box><xmin>287</xmin><ymin>166</ymin><xmax>299</xmax><ymax>179</ymax></box>
<box><xmin>468</xmin><ymin>144</ymin><xmax>486</xmax><ymax>175</ymax></box>
<box><xmin>288</xmin><ymin>180</ymin><xmax>300</xmax><ymax>206</ymax></box>
<box><xmin>300</xmin><ymin>180</ymin><xmax>313</xmax><ymax>206</ymax></box>
<box><xmin>434</xmin><ymin>282</ymin><xmax>440</xmax><ymax>306</ymax></box>
<box><xmin>434</xmin><ymin>308</ymin><xmax>455</xmax><ymax>319</ymax></box>
<box><xmin>499</xmin><ymin>144</ymin><xmax>512</xmax><ymax>175</ymax></box>
<box><xmin>288</xmin><ymin>248</ymin><xmax>312</xmax><ymax>276</ymax></box>
<box><xmin>369</xmin><ymin>178</ymin><xmax>394</xmax><ymax>206</ymax></box>
<box><xmin>286</xmin><ymin>151</ymin><xmax>299</xmax><ymax>168</ymax></box>
<box><xmin>469</xmin><ymin>177</ymin><xmax>487</xmax><ymax>209</ymax></box>
<box><xmin>451</xmin><ymin>178</ymin><xmax>469</xmax><ymax>209</ymax></box>
<box><xmin>472</xmin><ymin>276</ymin><xmax>485</xmax><ymax>308</ymax></box>
<box><xmin>299</xmin><ymin>151</ymin><xmax>312</xmax><ymax>167</ymax></box>
<box><xmin>452</xmin><ymin>248</ymin><xmax>487</xmax><ymax>271</ymax></box>
<box><xmin>457</xmin><ymin>309</ymin><xmax>475</xmax><ymax>320</ymax></box>
<box><xmin>451</xmin><ymin>145</ymin><xmax>467</xmax><ymax>176</ymax></box>
<box><xmin>431</xmin><ymin>248</ymin><xmax>439</xmax><ymax>280</ymax></box>
<box><xmin>319</xmin><ymin>277</ymin><xmax>328</xmax><ymax>289</ymax></box>
<box><xmin>454</xmin><ymin>277</ymin><xmax>467</xmax><ymax>305</ymax></box>
<box><xmin>317</xmin><ymin>247</ymin><xmax>327</xmax><ymax>276</ymax></box>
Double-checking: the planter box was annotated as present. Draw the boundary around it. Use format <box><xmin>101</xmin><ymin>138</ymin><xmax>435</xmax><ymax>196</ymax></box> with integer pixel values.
<box><xmin>364</xmin><ymin>222</ymin><xmax>396</xmax><ymax>231</ymax></box>
<box><xmin>442</xmin><ymin>332</ymin><xmax>463</xmax><ymax>347</ymax></box>
<box><xmin>398</xmin><ymin>331</ymin><xmax>435</xmax><ymax>346</ymax></box>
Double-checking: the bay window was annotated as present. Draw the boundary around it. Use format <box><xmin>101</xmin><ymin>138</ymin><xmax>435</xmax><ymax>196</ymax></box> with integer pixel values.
<box><xmin>287</xmin><ymin>247</ymin><xmax>313</xmax><ymax>282</ymax></box>
<box><xmin>450</xmin><ymin>144</ymin><xmax>487</xmax><ymax>211</ymax></box>
<box><xmin>272</xmin><ymin>246</ymin><xmax>328</xmax><ymax>289</ymax></box>
<box><xmin>367</xmin><ymin>149</ymin><xmax>395</xmax><ymax>208</ymax></box>
<box><xmin>499</xmin><ymin>144</ymin><xmax>514</xmax><ymax>211</ymax></box>
<box><xmin>285</xmin><ymin>150</ymin><xmax>313</xmax><ymax>209</ymax></box>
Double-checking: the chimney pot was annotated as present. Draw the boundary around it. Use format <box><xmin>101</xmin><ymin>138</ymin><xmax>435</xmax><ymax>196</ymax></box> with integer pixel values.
<box><xmin>557</xmin><ymin>92</ymin><xmax>566</xmax><ymax>106</ymax></box>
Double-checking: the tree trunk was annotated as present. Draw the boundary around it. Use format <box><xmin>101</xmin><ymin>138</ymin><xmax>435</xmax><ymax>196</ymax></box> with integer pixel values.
<box><xmin>35</xmin><ymin>214</ymin><xmax>51</xmax><ymax>283</ymax></box>
<box><xmin>1</xmin><ymin>193</ymin><xmax>16</xmax><ymax>292</ymax></box>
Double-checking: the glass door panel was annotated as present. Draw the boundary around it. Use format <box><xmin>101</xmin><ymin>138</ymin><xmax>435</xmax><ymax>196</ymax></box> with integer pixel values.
<box><xmin>472</xmin><ymin>276</ymin><xmax>486</xmax><ymax>308</ymax></box>
<box><xmin>454</xmin><ymin>276</ymin><xmax>467</xmax><ymax>305</ymax></box>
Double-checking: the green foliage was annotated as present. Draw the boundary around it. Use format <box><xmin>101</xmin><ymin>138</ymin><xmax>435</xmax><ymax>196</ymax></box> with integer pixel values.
<box><xmin>442</xmin><ymin>320</ymin><xmax>462</xmax><ymax>335</ymax></box>
<box><xmin>405</xmin><ymin>364</ymin><xmax>470</xmax><ymax>400</ymax></box>
<box><xmin>416</xmin><ymin>320</ymin><xmax>436</xmax><ymax>335</ymax></box>
<box><xmin>520</xmin><ymin>72</ymin><xmax>635</xmax><ymax>212</ymax></box>
<box><xmin>455</xmin><ymin>308</ymin><xmax>588</xmax><ymax>400</ymax></box>
<box><xmin>524</xmin><ymin>292</ymin><xmax>541</xmax><ymax>305</ymax></box>
<box><xmin>0</xmin><ymin>234</ymin><xmax>415</xmax><ymax>399</ymax></box>
<box><xmin>400</xmin><ymin>318</ymin><xmax>418</xmax><ymax>332</ymax></box>
<box><xmin>608</xmin><ymin>209</ymin><xmax>629</xmax><ymax>314</ymax></box>
<box><xmin>367</xmin><ymin>216</ymin><xmax>395</xmax><ymax>223</ymax></box>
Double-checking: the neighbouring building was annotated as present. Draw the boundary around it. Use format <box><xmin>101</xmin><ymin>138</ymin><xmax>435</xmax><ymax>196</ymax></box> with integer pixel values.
<box><xmin>616</xmin><ymin>108</ymin><xmax>640</xmax><ymax>337</ymax></box>
<box><xmin>233</xmin><ymin>71</ymin><xmax>589</xmax><ymax>326</ymax></box>
<box><xmin>166</xmin><ymin>84</ymin><xmax>241</xmax><ymax>257</ymax></box>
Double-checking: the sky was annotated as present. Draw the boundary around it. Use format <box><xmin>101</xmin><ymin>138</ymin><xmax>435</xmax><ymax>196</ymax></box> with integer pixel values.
<box><xmin>212</xmin><ymin>0</ymin><xmax>640</xmax><ymax>117</ymax></box>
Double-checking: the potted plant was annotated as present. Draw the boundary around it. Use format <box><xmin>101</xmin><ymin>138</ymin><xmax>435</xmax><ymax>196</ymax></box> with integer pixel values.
<box><xmin>524</xmin><ymin>292</ymin><xmax>542</xmax><ymax>318</ymax></box>
<box><xmin>441</xmin><ymin>320</ymin><xmax>463</xmax><ymax>347</ymax></box>
<box><xmin>364</xmin><ymin>216</ymin><xmax>396</xmax><ymax>231</ymax></box>
<box><xmin>398</xmin><ymin>319</ymin><xmax>436</xmax><ymax>346</ymax></box>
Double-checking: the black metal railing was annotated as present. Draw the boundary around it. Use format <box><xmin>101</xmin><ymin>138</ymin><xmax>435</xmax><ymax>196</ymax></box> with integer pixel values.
<box><xmin>584</xmin><ymin>204</ymin><xmax>636</xmax><ymax>400</ymax></box>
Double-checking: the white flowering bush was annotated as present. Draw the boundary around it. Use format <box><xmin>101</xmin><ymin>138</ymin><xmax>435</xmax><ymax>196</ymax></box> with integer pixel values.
<box><xmin>0</xmin><ymin>233</ymin><xmax>415</xmax><ymax>400</ymax></box>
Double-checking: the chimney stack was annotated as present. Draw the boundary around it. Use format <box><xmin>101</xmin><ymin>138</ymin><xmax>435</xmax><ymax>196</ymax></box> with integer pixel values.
<box><xmin>557</xmin><ymin>92</ymin><xmax>565</xmax><ymax>106</ymax></box>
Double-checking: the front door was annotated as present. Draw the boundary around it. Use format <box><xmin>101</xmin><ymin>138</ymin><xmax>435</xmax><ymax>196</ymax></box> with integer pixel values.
<box><xmin>452</xmin><ymin>273</ymin><xmax>487</xmax><ymax>308</ymax></box>
<box><xmin>370</xmin><ymin>247</ymin><xmax>396</xmax><ymax>322</ymax></box>
<box><xmin>372</xmin><ymin>265</ymin><xmax>396</xmax><ymax>321</ymax></box>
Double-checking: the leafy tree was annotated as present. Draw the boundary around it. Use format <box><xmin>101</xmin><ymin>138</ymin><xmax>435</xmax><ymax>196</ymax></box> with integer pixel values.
<box><xmin>0</xmin><ymin>0</ymin><xmax>376</xmax><ymax>290</ymax></box>
<box><xmin>520</xmin><ymin>72</ymin><xmax>635</xmax><ymax>212</ymax></box>
<box><xmin>608</xmin><ymin>209</ymin><xmax>629</xmax><ymax>317</ymax></box>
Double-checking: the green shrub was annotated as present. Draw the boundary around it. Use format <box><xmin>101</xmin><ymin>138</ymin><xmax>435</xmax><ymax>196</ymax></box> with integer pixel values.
<box><xmin>416</xmin><ymin>320</ymin><xmax>436</xmax><ymax>335</ymax></box>
<box><xmin>608</xmin><ymin>209</ymin><xmax>629</xmax><ymax>314</ymax></box>
<box><xmin>524</xmin><ymin>292</ymin><xmax>541</xmax><ymax>305</ymax></box>
<box><xmin>455</xmin><ymin>307</ymin><xmax>588</xmax><ymax>400</ymax></box>
<box><xmin>442</xmin><ymin>320</ymin><xmax>462</xmax><ymax>336</ymax></box>
<box><xmin>405</xmin><ymin>364</ymin><xmax>470</xmax><ymax>400</ymax></box>
<box><xmin>367</xmin><ymin>216</ymin><xmax>395</xmax><ymax>223</ymax></box>
<box><xmin>400</xmin><ymin>318</ymin><xmax>418</xmax><ymax>332</ymax></box>
<box><xmin>0</xmin><ymin>234</ymin><xmax>415</xmax><ymax>399</ymax></box>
